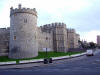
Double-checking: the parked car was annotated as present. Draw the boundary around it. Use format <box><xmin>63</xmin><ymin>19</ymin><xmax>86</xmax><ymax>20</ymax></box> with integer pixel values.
<box><xmin>86</xmin><ymin>49</ymin><xmax>94</xmax><ymax>56</ymax></box>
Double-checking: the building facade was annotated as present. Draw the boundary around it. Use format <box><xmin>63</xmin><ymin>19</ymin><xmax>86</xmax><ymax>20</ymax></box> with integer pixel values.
<box><xmin>37</xmin><ymin>27</ymin><xmax>53</xmax><ymax>52</ymax></box>
<box><xmin>39</xmin><ymin>23</ymin><xmax>68</xmax><ymax>52</ymax></box>
<box><xmin>9</xmin><ymin>4</ymin><xmax>38</xmax><ymax>59</ymax></box>
<box><xmin>97</xmin><ymin>35</ymin><xmax>100</xmax><ymax>46</ymax></box>
<box><xmin>67</xmin><ymin>29</ymin><xmax>80</xmax><ymax>49</ymax></box>
<box><xmin>0</xmin><ymin>28</ymin><xmax>10</xmax><ymax>56</ymax></box>
<box><xmin>0</xmin><ymin>4</ymin><xmax>80</xmax><ymax>58</ymax></box>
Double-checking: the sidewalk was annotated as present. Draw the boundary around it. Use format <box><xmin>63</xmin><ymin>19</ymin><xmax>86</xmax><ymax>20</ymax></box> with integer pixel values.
<box><xmin>0</xmin><ymin>49</ymin><xmax>100</xmax><ymax>69</ymax></box>
<box><xmin>0</xmin><ymin>62</ymin><xmax>44</xmax><ymax>69</ymax></box>
<box><xmin>0</xmin><ymin>52</ymin><xmax>86</xmax><ymax>69</ymax></box>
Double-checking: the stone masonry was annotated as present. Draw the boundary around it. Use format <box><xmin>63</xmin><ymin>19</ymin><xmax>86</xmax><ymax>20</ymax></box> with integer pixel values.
<box><xmin>9</xmin><ymin>4</ymin><xmax>38</xmax><ymax>59</ymax></box>
<box><xmin>97</xmin><ymin>35</ymin><xmax>100</xmax><ymax>47</ymax></box>
<box><xmin>0</xmin><ymin>4</ymin><xmax>80</xmax><ymax>58</ymax></box>
<box><xmin>67</xmin><ymin>29</ymin><xmax>80</xmax><ymax>49</ymax></box>
<box><xmin>0</xmin><ymin>28</ymin><xmax>10</xmax><ymax>56</ymax></box>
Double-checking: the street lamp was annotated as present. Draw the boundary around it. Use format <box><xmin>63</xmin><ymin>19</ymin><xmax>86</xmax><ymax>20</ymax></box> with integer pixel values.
<box><xmin>46</xmin><ymin>37</ymin><xmax>48</xmax><ymax>58</ymax></box>
<box><xmin>43</xmin><ymin>36</ymin><xmax>53</xmax><ymax>64</ymax></box>
<box><xmin>44</xmin><ymin>37</ymin><xmax>48</xmax><ymax>64</ymax></box>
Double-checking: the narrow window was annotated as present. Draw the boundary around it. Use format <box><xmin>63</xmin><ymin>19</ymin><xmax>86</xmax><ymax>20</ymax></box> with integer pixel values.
<box><xmin>35</xmin><ymin>35</ymin><xmax>36</xmax><ymax>39</ymax></box>
<box><xmin>14</xmin><ymin>13</ymin><xmax>17</xmax><ymax>16</ymax></box>
<box><xmin>24</xmin><ymin>19</ymin><xmax>27</xmax><ymax>23</ymax></box>
<box><xmin>14</xmin><ymin>36</ymin><xmax>16</xmax><ymax>40</ymax></box>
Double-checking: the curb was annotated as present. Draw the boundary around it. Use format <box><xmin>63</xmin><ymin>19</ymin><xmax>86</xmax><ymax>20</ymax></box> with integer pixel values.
<box><xmin>53</xmin><ymin>52</ymin><xmax>86</xmax><ymax>60</ymax></box>
<box><xmin>19</xmin><ymin>59</ymin><xmax>43</xmax><ymax>64</ymax></box>
<box><xmin>0</xmin><ymin>52</ymin><xmax>86</xmax><ymax>65</ymax></box>
<box><xmin>0</xmin><ymin>61</ymin><xmax>16</xmax><ymax>65</ymax></box>
<box><xmin>19</xmin><ymin>52</ymin><xmax>86</xmax><ymax>64</ymax></box>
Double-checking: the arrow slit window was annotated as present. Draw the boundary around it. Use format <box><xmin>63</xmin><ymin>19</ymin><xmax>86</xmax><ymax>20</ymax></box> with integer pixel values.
<box><xmin>24</xmin><ymin>19</ymin><xmax>27</xmax><ymax>23</ymax></box>
<box><xmin>14</xmin><ymin>36</ymin><xmax>16</xmax><ymax>40</ymax></box>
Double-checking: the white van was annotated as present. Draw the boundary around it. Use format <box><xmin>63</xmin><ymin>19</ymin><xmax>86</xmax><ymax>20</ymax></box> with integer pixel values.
<box><xmin>86</xmin><ymin>49</ymin><xmax>94</xmax><ymax>56</ymax></box>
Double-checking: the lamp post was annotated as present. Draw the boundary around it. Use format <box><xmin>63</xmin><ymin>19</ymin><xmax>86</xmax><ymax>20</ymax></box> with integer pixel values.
<box><xmin>46</xmin><ymin>37</ymin><xmax>53</xmax><ymax>63</ymax></box>
<box><xmin>46</xmin><ymin>37</ymin><xmax>48</xmax><ymax>58</ymax></box>
<box><xmin>44</xmin><ymin>37</ymin><xmax>48</xmax><ymax>64</ymax></box>
<box><xmin>44</xmin><ymin>36</ymin><xmax>53</xmax><ymax>64</ymax></box>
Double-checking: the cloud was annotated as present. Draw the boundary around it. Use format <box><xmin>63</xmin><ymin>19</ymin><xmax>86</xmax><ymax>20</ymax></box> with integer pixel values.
<box><xmin>0</xmin><ymin>0</ymin><xmax>100</xmax><ymax>42</ymax></box>
<box><xmin>0</xmin><ymin>0</ymin><xmax>95</xmax><ymax>27</ymax></box>
<box><xmin>0</xmin><ymin>1</ymin><xmax>10</xmax><ymax>28</ymax></box>
<box><xmin>79</xmin><ymin>30</ymin><xmax>100</xmax><ymax>43</ymax></box>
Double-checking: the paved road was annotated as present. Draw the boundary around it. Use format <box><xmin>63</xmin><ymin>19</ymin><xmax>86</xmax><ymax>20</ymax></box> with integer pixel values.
<box><xmin>0</xmin><ymin>50</ymin><xmax>100</xmax><ymax>75</ymax></box>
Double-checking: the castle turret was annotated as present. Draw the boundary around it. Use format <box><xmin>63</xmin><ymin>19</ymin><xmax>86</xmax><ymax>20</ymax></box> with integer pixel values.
<box><xmin>9</xmin><ymin>4</ymin><xmax>38</xmax><ymax>59</ymax></box>
<box><xmin>52</xmin><ymin>22</ymin><xmax>68</xmax><ymax>52</ymax></box>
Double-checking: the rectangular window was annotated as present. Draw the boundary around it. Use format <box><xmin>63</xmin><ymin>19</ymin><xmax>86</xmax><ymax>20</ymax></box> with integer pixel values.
<box><xmin>24</xmin><ymin>19</ymin><xmax>27</xmax><ymax>23</ymax></box>
<box><xmin>14</xmin><ymin>36</ymin><xmax>16</xmax><ymax>40</ymax></box>
<box><xmin>14</xmin><ymin>13</ymin><xmax>17</xmax><ymax>16</ymax></box>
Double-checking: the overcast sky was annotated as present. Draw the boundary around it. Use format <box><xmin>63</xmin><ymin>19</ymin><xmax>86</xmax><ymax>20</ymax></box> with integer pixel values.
<box><xmin>0</xmin><ymin>0</ymin><xmax>100</xmax><ymax>43</ymax></box>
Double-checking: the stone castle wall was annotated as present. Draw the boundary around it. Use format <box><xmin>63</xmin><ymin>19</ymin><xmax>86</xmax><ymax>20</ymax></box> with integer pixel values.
<box><xmin>0</xmin><ymin>24</ymin><xmax>80</xmax><ymax>57</ymax></box>
<box><xmin>40</xmin><ymin>22</ymin><xmax>68</xmax><ymax>52</ymax></box>
<box><xmin>0</xmin><ymin>4</ymin><xmax>80</xmax><ymax>58</ymax></box>
<box><xmin>97</xmin><ymin>35</ymin><xmax>100</xmax><ymax>46</ymax></box>
<box><xmin>67</xmin><ymin>29</ymin><xmax>80</xmax><ymax>49</ymax></box>
<box><xmin>37</xmin><ymin>27</ymin><xmax>53</xmax><ymax>52</ymax></box>
<box><xmin>0</xmin><ymin>28</ymin><xmax>10</xmax><ymax>56</ymax></box>
<box><xmin>52</xmin><ymin>23</ymin><xmax>68</xmax><ymax>52</ymax></box>
<box><xmin>9</xmin><ymin>4</ymin><xmax>38</xmax><ymax>59</ymax></box>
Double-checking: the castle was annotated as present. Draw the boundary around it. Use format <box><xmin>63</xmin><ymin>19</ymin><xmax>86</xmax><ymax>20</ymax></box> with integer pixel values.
<box><xmin>0</xmin><ymin>4</ymin><xmax>80</xmax><ymax>59</ymax></box>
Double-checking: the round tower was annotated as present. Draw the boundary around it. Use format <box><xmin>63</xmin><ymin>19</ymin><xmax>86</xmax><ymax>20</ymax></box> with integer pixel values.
<box><xmin>9</xmin><ymin>4</ymin><xmax>38</xmax><ymax>59</ymax></box>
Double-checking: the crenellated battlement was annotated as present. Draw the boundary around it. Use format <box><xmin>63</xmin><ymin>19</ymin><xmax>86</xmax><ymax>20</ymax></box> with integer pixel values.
<box><xmin>51</xmin><ymin>22</ymin><xmax>66</xmax><ymax>28</ymax></box>
<box><xmin>0</xmin><ymin>4</ymin><xmax>80</xmax><ymax>57</ymax></box>
<box><xmin>10</xmin><ymin>4</ymin><xmax>37</xmax><ymax>17</ymax></box>
<box><xmin>41</xmin><ymin>22</ymin><xmax>66</xmax><ymax>29</ymax></box>
<box><xmin>67</xmin><ymin>28</ymin><xmax>76</xmax><ymax>33</ymax></box>
<box><xmin>0</xmin><ymin>28</ymin><xmax>10</xmax><ymax>33</ymax></box>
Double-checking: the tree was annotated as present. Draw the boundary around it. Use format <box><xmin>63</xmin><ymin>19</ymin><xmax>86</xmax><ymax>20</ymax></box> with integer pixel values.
<box><xmin>78</xmin><ymin>40</ymin><xmax>88</xmax><ymax>49</ymax></box>
<box><xmin>89</xmin><ymin>42</ymin><xmax>96</xmax><ymax>49</ymax></box>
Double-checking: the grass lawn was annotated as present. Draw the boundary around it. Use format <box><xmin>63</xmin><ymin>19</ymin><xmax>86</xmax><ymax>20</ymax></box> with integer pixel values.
<box><xmin>0</xmin><ymin>51</ymin><xmax>83</xmax><ymax>62</ymax></box>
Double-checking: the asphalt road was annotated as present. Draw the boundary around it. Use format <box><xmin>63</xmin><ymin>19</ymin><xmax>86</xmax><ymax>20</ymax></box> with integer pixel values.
<box><xmin>0</xmin><ymin>50</ymin><xmax>100</xmax><ymax>75</ymax></box>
